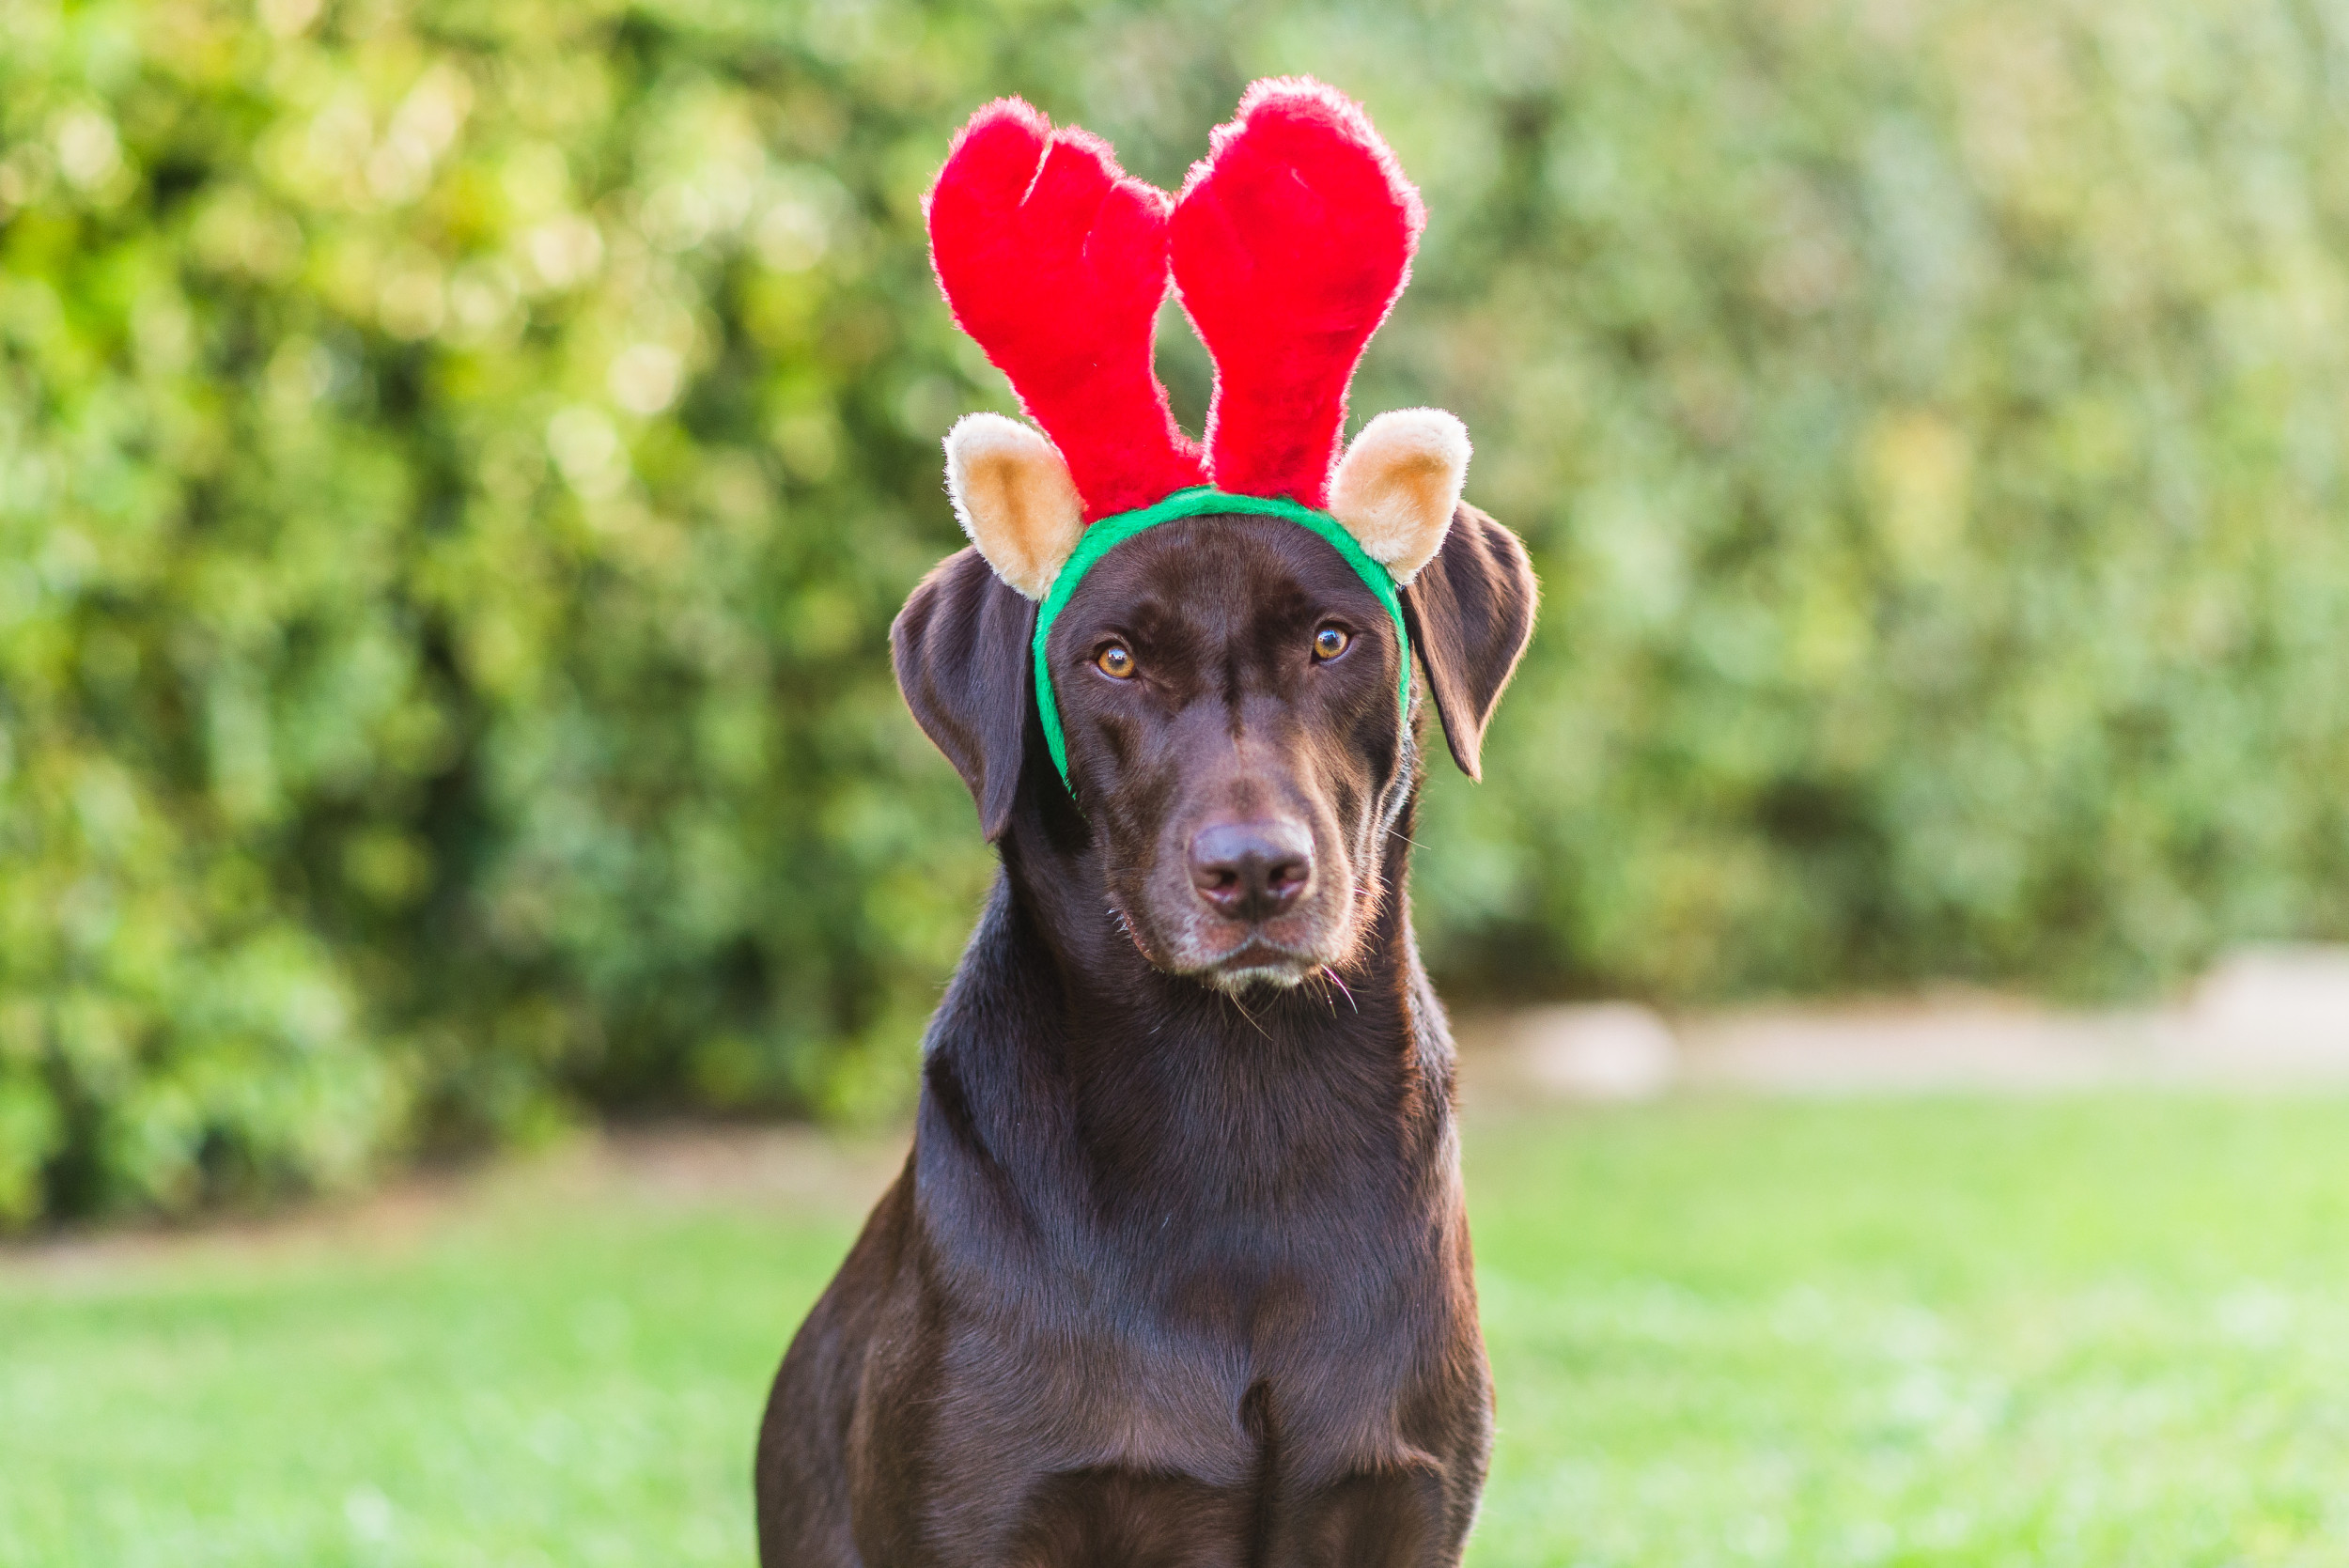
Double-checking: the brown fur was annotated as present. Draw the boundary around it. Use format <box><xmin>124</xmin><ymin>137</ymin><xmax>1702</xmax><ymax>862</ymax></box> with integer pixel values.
<box><xmin>756</xmin><ymin>505</ymin><xmax>1538</xmax><ymax>1565</ymax></box>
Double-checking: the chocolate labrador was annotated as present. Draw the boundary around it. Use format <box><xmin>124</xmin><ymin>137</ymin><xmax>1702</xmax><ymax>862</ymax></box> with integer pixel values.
<box><xmin>755</xmin><ymin>501</ymin><xmax>1537</xmax><ymax>1564</ymax></box>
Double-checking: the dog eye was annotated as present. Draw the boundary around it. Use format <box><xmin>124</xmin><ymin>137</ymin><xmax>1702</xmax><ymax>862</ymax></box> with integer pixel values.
<box><xmin>1312</xmin><ymin>626</ymin><xmax>1351</xmax><ymax>661</ymax></box>
<box><xmin>1096</xmin><ymin>643</ymin><xmax>1137</xmax><ymax>679</ymax></box>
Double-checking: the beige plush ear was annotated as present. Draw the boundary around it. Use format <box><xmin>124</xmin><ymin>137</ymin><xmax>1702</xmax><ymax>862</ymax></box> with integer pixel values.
<box><xmin>1328</xmin><ymin>408</ymin><xmax>1471</xmax><ymax>585</ymax></box>
<box><xmin>943</xmin><ymin>412</ymin><xmax>1086</xmax><ymax>599</ymax></box>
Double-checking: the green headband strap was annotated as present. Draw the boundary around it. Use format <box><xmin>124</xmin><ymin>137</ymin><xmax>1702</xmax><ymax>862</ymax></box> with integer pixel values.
<box><xmin>1031</xmin><ymin>486</ymin><xmax>1412</xmax><ymax>790</ymax></box>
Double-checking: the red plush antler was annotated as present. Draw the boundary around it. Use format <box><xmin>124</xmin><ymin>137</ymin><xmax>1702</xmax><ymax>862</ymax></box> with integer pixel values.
<box><xmin>1172</xmin><ymin>79</ymin><xmax>1426</xmax><ymax>508</ymax></box>
<box><xmin>927</xmin><ymin>101</ymin><xmax>1206</xmax><ymax>520</ymax></box>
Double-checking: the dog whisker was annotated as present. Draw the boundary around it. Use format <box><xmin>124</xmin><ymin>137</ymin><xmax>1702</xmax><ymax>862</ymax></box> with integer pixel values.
<box><xmin>1321</xmin><ymin>966</ymin><xmax>1358</xmax><ymax>1013</ymax></box>
<box><xmin>1302</xmin><ymin>969</ymin><xmax>1335</xmax><ymax>1017</ymax></box>
<box><xmin>1222</xmin><ymin>989</ymin><xmax>1271</xmax><ymax>1041</ymax></box>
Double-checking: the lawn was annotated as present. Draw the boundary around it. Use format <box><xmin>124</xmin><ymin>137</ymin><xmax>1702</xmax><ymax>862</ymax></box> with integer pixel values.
<box><xmin>7</xmin><ymin>1096</ymin><xmax>2349</xmax><ymax>1566</ymax></box>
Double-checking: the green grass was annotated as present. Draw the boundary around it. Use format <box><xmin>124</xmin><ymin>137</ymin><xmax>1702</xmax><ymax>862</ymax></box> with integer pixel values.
<box><xmin>8</xmin><ymin>1098</ymin><xmax>2349</xmax><ymax>1565</ymax></box>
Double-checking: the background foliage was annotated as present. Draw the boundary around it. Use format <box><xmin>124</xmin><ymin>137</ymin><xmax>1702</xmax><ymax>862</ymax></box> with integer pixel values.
<box><xmin>6</xmin><ymin>0</ymin><xmax>2349</xmax><ymax>1223</ymax></box>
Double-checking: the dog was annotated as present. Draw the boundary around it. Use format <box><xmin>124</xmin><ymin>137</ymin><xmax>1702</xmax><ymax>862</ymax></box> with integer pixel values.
<box><xmin>755</xmin><ymin>81</ymin><xmax>1537</xmax><ymax>1564</ymax></box>
<box><xmin>756</xmin><ymin>500</ymin><xmax>1535</xmax><ymax>1563</ymax></box>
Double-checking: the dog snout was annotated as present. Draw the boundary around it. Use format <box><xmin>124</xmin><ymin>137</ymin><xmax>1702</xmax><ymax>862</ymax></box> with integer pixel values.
<box><xmin>1188</xmin><ymin>820</ymin><xmax>1314</xmax><ymax>923</ymax></box>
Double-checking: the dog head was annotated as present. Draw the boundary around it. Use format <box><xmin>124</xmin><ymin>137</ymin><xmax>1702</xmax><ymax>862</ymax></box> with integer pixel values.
<box><xmin>893</xmin><ymin>501</ymin><xmax>1534</xmax><ymax>992</ymax></box>
<box><xmin>891</xmin><ymin>80</ymin><xmax>1534</xmax><ymax>990</ymax></box>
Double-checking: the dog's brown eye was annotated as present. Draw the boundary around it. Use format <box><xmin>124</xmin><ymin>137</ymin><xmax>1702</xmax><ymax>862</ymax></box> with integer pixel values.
<box><xmin>1313</xmin><ymin>626</ymin><xmax>1350</xmax><ymax>661</ymax></box>
<box><xmin>1096</xmin><ymin>643</ymin><xmax>1137</xmax><ymax>679</ymax></box>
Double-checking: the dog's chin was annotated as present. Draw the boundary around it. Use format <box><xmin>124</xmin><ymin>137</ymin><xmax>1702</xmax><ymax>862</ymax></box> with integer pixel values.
<box><xmin>1195</xmin><ymin>940</ymin><xmax>1321</xmax><ymax>995</ymax></box>
<box><xmin>1152</xmin><ymin>918</ymin><xmax>1337</xmax><ymax>995</ymax></box>
<box><xmin>1114</xmin><ymin>887</ymin><xmax>1352</xmax><ymax>994</ymax></box>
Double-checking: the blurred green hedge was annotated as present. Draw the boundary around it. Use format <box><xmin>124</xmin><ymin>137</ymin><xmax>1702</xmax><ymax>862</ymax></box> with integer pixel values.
<box><xmin>6</xmin><ymin>0</ymin><xmax>2349</xmax><ymax>1223</ymax></box>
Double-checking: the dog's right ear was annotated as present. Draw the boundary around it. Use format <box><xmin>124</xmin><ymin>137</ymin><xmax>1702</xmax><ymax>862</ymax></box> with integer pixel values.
<box><xmin>891</xmin><ymin>547</ymin><xmax>1036</xmax><ymax>841</ymax></box>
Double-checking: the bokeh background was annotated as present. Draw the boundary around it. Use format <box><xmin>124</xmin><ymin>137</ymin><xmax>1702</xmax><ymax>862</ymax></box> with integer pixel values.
<box><xmin>8</xmin><ymin>0</ymin><xmax>2349</xmax><ymax>1234</ymax></box>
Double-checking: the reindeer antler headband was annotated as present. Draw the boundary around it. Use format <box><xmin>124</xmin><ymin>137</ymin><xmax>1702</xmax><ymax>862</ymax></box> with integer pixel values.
<box><xmin>926</xmin><ymin>79</ymin><xmax>1471</xmax><ymax>786</ymax></box>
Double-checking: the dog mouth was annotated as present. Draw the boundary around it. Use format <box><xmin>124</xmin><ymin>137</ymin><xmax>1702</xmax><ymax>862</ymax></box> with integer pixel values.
<box><xmin>1197</xmin><ymin>935</ymin><xmax>1319</xmax><ymax>990</ymax></box>
<box><xmin>1112</xmin><ymin>894</ymin><xmax>1333</xmax><ymax>990</ymax></box>
<box><xmin>1168</xmin><ymin>916</ymin><xmax>1341</xmax><ymax>993</ymax></box>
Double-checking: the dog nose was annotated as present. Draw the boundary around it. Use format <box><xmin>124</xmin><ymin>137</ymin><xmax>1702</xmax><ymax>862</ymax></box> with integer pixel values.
<box><xmin>1189</xmin><ymin>821</ymin><xmax>1314</xmax><ymax>921</ymax></box>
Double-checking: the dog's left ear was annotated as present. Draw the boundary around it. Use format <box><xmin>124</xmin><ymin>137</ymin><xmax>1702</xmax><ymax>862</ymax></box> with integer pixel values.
<box><xmin>1400</xmin><ymin>502</ymin><xmax>1538</xmax><ymax>780</ymax></box>
<box><xmin>891</xmin><ymin>546</ymin><xmax>1035</xmax><ymax>840</ymax></box>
